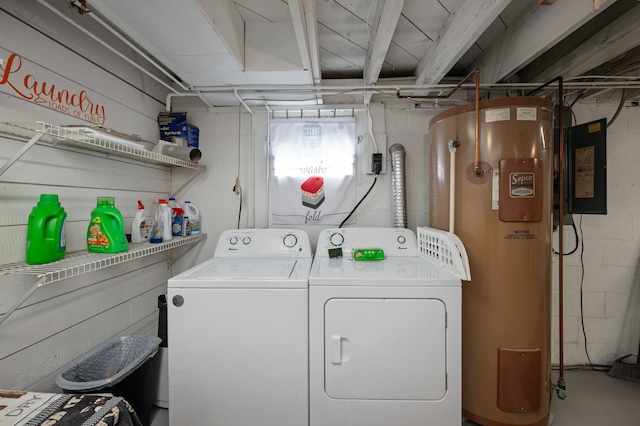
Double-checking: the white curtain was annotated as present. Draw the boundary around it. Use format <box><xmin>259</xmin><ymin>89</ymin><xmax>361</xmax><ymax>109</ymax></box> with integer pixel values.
<box><xmin>269</xmin><ymin>117</ymin><xmax>356</xmax><ymax>226</ymax></box>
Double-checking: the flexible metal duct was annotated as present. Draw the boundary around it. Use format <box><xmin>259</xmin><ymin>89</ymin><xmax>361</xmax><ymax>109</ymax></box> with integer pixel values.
<box><xmin>389</xmin><ymin>143</ymin><xmax>407</xmax><ymax>228</ymax></box>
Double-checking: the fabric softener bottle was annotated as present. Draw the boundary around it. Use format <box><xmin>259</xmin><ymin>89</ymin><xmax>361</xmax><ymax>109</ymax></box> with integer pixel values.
<box><xmin>26</xmin><ymin>194</ymin><xmax>67</xmax><ymax>264</ymax></box>
<box><xmin>87</xmin><ymin>196</ymin><xmax>128</xmax><ymax>253</ymax></box>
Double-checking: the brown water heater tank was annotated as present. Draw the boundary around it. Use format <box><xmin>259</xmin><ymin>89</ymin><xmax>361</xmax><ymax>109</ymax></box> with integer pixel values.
<box><xmin>429</xmin><ymin>97</ymin><xmax>553</xmax><ymax>426</ymax></box>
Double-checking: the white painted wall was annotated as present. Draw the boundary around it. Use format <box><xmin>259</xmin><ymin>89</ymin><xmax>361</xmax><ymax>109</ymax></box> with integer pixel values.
<box><xmin>0</xmin><ymin>7</ymin><xmax>188</xmax><ymax>392</ymax></box>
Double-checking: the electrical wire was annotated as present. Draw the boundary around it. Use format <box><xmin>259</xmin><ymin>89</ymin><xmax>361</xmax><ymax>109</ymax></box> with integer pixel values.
<box><xmin>577</xmin><ymin>214</ymin><xmax>596</xmax><ymax>369</ymax></box>
<box><xmin>234</xmin><ymin>103</ymin><xmax>242</xmax><ymax>228</ymax></box>
<box><xmin>552</xmin><ymin>220</ymin><xmax>580</xmax><ymax>255</ymax></box>
<box><xmin>339</xmin><ymin>176</ymin><xmax>378</xmax><ymax>228</ymax></box>
<box><xmin>607</xmin><ymin>88</ymin><xmax>627</xmax><ymax>128</ymax></box>
<box><xmin>366</xmin><ymin>103</ymin><xmax>379</xmax><ymax>153</ymax></box>
<box><xmin>236</xmin><ymin>186</ymin><xmax>243</xmax><ymax>229</ymax></box>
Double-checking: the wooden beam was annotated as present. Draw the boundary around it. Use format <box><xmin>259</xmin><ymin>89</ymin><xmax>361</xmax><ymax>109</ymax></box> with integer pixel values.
<box><xmin>415</xmin><ymin>0</ymin><xmax>510</xmax><ymax>85</ymax></box>
<box><xmin>363</xmin><ymin>0</ymin><xmax>405</xmax><ymax>86</ymax></box>
<box><xmin>532</xmin><ymin>4</ymin><xmax>640</xmax><ymax>82</ymax></box>
<box><xmin>289</xmin><ymin>0</ymin><xmax>312</xmax><ymax>73</ymax></box>
<box><xmin>472</xmin><ymin>0</ymin><xmax>616</xmax><ymax>84</ymax></box>
<box><xmin>302</xmin><ymin>0</ymin><xmax>322</xmax><ymax>86</ymax></box>
<box><xmin>196</xmin><ymin>0</ymin><xmax>246</xmax><ymax>68</ymax></box>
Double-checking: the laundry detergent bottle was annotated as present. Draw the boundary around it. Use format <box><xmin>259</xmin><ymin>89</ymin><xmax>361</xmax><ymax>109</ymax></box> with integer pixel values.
<box><xmin>183</xmin><ymin>201</ymin><xmax>200</xmax><ymax>235</ymax></box>
<box><xmin>26</xmin><ymin>194</ymin><xmax>67</xmax><ymax>265</ymax></box>
<box><xmin>87</xmin><ymin>196</ymin><xmax>128</xmax><ymax>253</ymax></box>
<box><xmin>168</xmin><ymin>197</ymin><xmax>184</xmax><ymax>237</ymax></box>
<box><xmin>131</xmin><ymin>200</ymin><xmax>151</xmax><ymax>243</ymax></box>
<box><xmin>158</xmin><ymin>199</ymin><xmax>173</xmax><ymax>242</ymax></box>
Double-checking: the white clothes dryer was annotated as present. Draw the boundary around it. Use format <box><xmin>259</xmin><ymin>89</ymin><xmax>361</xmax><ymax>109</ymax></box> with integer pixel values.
<box><xmin>167</xmin><ymin>228</ymin><xmax>312</xmax><ymax>426</ymax></box>
<box><xmin>309</xmin><ymin>227</ymin><xmax>470</xmax><ymax>426</ymax></box>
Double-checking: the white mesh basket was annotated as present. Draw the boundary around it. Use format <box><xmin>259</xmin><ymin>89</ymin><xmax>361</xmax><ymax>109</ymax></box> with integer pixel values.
<box><xmin>417</xmin><ymin>226</ymin><xmax>471</xmax><ymax>281</ymax></box>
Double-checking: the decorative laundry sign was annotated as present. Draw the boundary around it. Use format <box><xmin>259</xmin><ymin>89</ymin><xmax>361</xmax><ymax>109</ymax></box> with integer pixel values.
<box><xmin>269</xmin><ymin>117</ymin><xmax>356</xmax><ymax>225</ymax></box>
<box><xmin>0</xmin><ymin>53</ymin><xmax>107</xmax><ymax>124</ymax></box>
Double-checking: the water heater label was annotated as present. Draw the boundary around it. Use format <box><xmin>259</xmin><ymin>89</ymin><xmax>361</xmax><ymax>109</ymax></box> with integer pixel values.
<box><xmin>499</xmin><ymin>158</ymin><xmax>543</xmax><ymax>222</ymax></box>
<box><xmin>486</xmin><ymin>108</ymin><xmax>510</xmax><ymax>122</ymax></box>
<box><xmin>509</xmin><ymin>173</ymin><xmax>535</xmax><ymax>197</ymax></box>
<box><xmin>517</xmin><ymin>107</ymin><xmax>537</xmax><ymax>121</ymax></box>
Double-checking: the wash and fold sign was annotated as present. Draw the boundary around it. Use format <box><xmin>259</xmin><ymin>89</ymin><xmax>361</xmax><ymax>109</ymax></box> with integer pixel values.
<box><xmin>0</xmin><ymin>53</ymin><xmax>107</xmax><ymax>124</ymax></box>
<box><xmin>269</xmin><ymin>117</ymin><xmax>356</xmax><ymax>226</ymax></box>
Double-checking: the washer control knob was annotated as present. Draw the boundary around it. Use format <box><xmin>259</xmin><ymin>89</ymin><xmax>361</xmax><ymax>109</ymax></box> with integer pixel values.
<box><xmin>243</xmin><ymin>236</ymin><xmax>252</xmax><ymax>245</ymax></box>
<box><xmin>230</xmin><ymin>236</ymin><xmax>238</xmax><ymax>245</ymax></box>
<box><xmin>283</xmin><ymin>233</ymin><xmax>298</xmax><ymax>248</ymax></box>
<box><xmin>329</xmin><ymin>232</ymin><xmax>344</xmax><ymax>247</ymax></box>
<box><xmin>397</xmin><ymin>235</ymin><xmax>406</xmax><ymax>244</ymax></box>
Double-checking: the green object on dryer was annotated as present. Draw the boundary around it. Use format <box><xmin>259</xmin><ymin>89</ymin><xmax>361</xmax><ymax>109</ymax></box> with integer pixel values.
<box><xmin>352</xmin><ymin>248</ymin><xmax>384</xmax><ymax>261</ymax></box>
<box><xmin>87</xmin><ymin>196</ymin><xmax>128</xmax><ymax>253</ymax></box>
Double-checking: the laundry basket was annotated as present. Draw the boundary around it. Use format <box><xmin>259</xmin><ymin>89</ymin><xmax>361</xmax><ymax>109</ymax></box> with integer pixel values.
<box><xmin>56</xmin><ymin>334</ymin><xmax>161</xmax><ymax>426</ymax></box>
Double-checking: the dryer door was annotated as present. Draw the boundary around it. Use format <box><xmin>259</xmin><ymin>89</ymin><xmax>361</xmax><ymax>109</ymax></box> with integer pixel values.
<box><xmin>324</xmin><ymin>298</ymin><xmax>447</xmax><ymax>400</ymax></box>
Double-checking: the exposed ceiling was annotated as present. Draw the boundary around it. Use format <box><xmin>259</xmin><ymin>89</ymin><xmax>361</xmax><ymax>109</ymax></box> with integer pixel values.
<box><xmin>14</xmin><ymin>0</ymin><xmax>640</xmax><ymax>107</ymax></box>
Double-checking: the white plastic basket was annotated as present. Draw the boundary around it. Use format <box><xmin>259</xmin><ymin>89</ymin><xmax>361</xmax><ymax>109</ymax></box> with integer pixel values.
<box><xmin>417</xmin><ymin>226</ymin><xmax>471</xmax><ymax>281</ymax></box>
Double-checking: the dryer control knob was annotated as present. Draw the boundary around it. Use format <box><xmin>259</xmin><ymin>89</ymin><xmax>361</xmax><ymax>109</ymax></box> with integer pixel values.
<box><xmin>243</xmin><ymin>236</ymin><xmax>251</xmax><ymax>245</ymax></box>
<box><xmin>230</xmin><ymin>236</ymin><xmax>238</xmax><ymax>245</ymax></box>
<box><xmin>283</xmin><ymin>233</ymin><xmax>298</xmax><ymax>248</ymax></box>
<box><xmin>329</xmin><ymin>232</ymin><xmax>344</xmax><ymax>246</ymax></box>
<box><xmin>397</xmin><ymin>235</ymin><xmax>406</xmax><ymax>244</ymax></box>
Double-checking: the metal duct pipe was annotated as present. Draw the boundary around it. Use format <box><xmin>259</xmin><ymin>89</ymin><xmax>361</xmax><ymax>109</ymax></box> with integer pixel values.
<box><xmin>389</xmin><ymin>143</ymin><xmax>407</xmax><ymax>228</ymax></box>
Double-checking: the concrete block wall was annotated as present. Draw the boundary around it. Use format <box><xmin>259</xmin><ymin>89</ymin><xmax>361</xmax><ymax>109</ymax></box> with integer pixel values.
<box><xmin>552</xmin><ymin>101</ymin><xmax>640</xmax><ymax>367</ymax></box>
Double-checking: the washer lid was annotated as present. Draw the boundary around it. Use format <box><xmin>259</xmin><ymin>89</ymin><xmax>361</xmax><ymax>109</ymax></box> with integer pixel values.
<box><xmin>169</xmin><ymin>258</ymin><xmax>311</xmax><ymax>288</ymax></box>
<box><xmin>309</xmin><ymin>257</ymin><xmax>460</xmax><ymax>286</ymax></box>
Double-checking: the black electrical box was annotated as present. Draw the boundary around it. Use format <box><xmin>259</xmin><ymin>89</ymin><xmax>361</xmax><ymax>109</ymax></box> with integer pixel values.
<box><xmin>567</xmin><ymin>118</ymin><xmax>607</xmax><ymax>214</ymax></box>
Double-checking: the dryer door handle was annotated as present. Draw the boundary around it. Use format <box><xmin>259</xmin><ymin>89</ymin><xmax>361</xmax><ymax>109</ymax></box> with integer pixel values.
<box><xmin>331</xmin><ymin>335</ymin><xmax>350</xmax><ymax>364</ymax></box>
<box><xmin>331</xmin><ymin>335</ymin><xmax>342</xmax><ymax>364</ymax></box>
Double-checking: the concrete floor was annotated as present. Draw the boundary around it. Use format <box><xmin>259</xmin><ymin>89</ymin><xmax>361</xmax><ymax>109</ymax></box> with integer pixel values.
<box><xmin>548</xmin><ymin>369</ymin><xmax>640</xmax><ymax>426</ymax></box>
<box><xmin>150</xmin><ymin>369</ymin><xmax>640</xmax><ymax>426</ymax></box>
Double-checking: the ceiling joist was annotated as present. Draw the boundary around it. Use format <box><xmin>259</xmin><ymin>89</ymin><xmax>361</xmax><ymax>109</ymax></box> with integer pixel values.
<box><xmin>363</xmin><ymin>0</ymin><xmax>404</xmax><ymax>86</ymax></box>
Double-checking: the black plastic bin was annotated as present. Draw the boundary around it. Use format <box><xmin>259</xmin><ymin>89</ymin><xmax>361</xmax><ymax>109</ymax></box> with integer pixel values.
<box><xmin>56</xmin><ymin>334</ymin><xmax>161</xmax><ymax>426</ymax></box>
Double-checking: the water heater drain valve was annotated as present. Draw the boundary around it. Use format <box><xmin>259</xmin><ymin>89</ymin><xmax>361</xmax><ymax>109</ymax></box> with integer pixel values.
<box><xmin>552</xmin><ymin>377</ymin><xmax>567</xmax><ymax>399</ymax></box>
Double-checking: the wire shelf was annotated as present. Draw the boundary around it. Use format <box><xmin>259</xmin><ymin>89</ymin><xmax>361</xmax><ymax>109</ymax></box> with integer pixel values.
<box><xmin>0</xmin><ymin>121</ymin><xmax>202</xmax><ymax>169</ymax></box>
<box><xmin>0</xmin><ymin>234</ymin><xmax>207</xmax><ymax>285</ymax></box>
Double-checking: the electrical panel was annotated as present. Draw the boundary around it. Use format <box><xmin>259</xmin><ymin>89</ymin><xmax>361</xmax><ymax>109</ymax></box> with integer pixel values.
<box><xmin>567</xmin><ymin>118</ymin><xmax>607</xmax><ymax>214</ymax></box>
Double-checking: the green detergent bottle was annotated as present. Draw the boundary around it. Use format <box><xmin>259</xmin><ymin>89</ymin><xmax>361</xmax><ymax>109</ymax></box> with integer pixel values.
<box><xmin>87</xmin><ymin>196</ymin><xmax>128</xmax><ymax>253</ymax></box>
<box><xmin>26</xmin><ymin>194</ymin><xmax>67</xmax><ymax>265</ymax></box>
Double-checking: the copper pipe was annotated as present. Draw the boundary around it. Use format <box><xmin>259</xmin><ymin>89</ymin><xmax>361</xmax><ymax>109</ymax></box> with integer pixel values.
<box><xmin>396</xmin><ymin>68</ymin><xmax>480</xmax><ymax>101</ymax></box>
<box><xmin>527</xmin><ymin>77</ymin><xmax>566</xmax><ymax>399</ymax></box>
<box><xmin>397</xmin><ymin>68</ymin><xmax>483</xmax><ymax>176</ymax></box>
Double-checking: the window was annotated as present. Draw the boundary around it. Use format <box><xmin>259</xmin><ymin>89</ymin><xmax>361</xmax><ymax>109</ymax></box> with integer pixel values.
<box><xmin>269</xmin><ymin>117</ymin><xmax>356</xmax><ymax>226</ymax></box>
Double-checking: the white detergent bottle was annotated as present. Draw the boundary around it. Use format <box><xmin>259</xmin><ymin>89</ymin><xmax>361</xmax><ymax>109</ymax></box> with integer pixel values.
<box><xmin>184</xmin><ymin>201</ymin><xmax>200</xmax><ymax>234</ymax></box>
<box><xmin>131</xmin><ymin>200</ymin><xmax>151</xmax><ymax>243</ymax></box>
<box><xmin>158</xmin><ymin>199</ymin><xmax>173</xmax><ymax>241</ymax></box>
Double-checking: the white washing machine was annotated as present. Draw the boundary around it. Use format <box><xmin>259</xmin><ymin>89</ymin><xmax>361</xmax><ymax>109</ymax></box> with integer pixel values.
<box><xmin>309</xmin><ymin>227</ymin><xmax>470</xmax><ymax>426</ymax></box>
<box><xmin>167</xmin><ymin>228</ymin><xmax>312</xmax><ymax>426</ymax></box>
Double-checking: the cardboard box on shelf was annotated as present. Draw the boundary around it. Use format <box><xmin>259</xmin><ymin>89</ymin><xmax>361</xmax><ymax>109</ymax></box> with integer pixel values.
<box><xmin>158</xmin><ymin>112</ymin><xmax>199</xmax><ymax>149</ymax></box>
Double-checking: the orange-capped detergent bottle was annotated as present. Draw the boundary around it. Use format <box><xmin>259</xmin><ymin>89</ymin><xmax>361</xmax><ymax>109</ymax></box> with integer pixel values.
<box><xmin>87</xmin><ymin>197</ymin><xmax>128</xmax><ymax>253</ymax></box>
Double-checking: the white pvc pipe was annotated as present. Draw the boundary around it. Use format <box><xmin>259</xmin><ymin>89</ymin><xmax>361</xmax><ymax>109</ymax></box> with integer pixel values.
<box><xmin>448</xmin><ymin>140</ymin><xmax>457</xmax><ymax>234</ymax></box>
<box><xmin>36</xmin><ymin>0</ymin><xmax>180</xmax><ymax>94</ymax></box>
<box><xmin>72</xmin><ymin>0</ymin><xmax>191</xmax><ymax>93</ymax></box>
